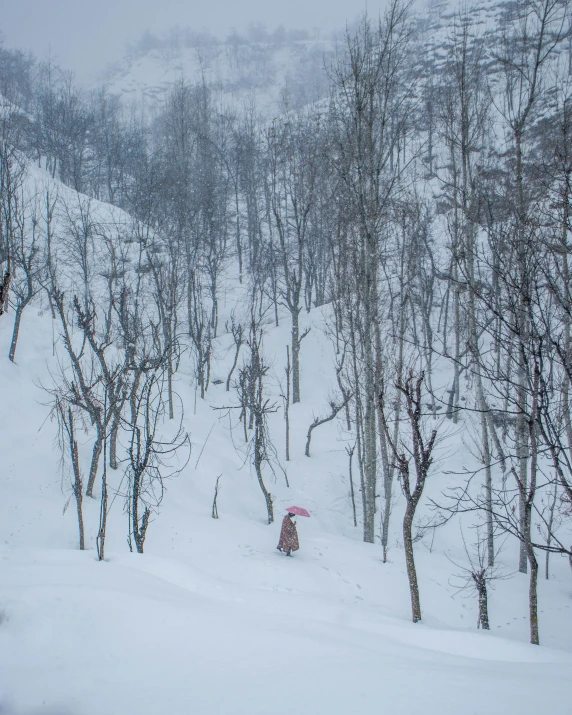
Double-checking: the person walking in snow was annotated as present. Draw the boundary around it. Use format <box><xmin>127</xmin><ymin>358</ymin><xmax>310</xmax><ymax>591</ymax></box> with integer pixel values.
<box><xmin>277</xmin><ymin>512</ymin><xmax>299</xmax><ymax>556</ymax></box>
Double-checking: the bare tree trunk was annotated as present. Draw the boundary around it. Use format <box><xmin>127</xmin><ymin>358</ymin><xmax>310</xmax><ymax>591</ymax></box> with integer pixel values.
<box><xmin>8</xmin><ymin>301</ymin><xmax>28</xmax><ymax>362</ymax></box>
<box><xmin>544</xmin><ymin>480</ymin><xmax>558</xmax><ymax>579</ymax></box>
<box><xmin>523</xmin><ymin>524</ymin><xmax>540</xmax><ymax>646</ymax></box>
<box><xmin>96</xmin><ymin>424</ymin><xmax>108</xmax><ymax>561</ymax></box>
<box><xmin>481</xmin><ymin>409</ymin><xmax>494</xmax><ymax>567</ymax></box>
<box><xmin>285</xmin><ymin>345</ymin><xmax>291</xmax><ymax>461</ymax></box>
<box><xmin>346</xmin><ymin>443</ymin><xmax>357</xmax><ymax>527</ymax></box>
<box><xmin>362</xmin><ymin>390</ymin><xmax>377</xmax><ymax>543</ymax></box>
<box><xmin>525</xmin><ymin>411</ymin><xmax>539</xmax><ymax>644</ymax></box>
<box><xmin>378</xmin><ymin>316</ymin><xmax>404</xmax><ymax>563</ymax></box>
<box><xmin>378</xmin><ymin>421</ymin><xmax>392</xmax><ymax>562</ymax></box>
<box><xmin>68</xmin><ymin>408</ymin><xmax>85</xmax><ymax>551</ymax></box>
<box><xmin>335</xmin><ymin>356</ymin><xmax>352</xmax><ymax>431</ymax></box>
<box><xmin>403</xmin><ymin>504</ymin><xmax>422</xmax><ymax>623</ymax></box>
<box><xmin>109</xmin><ymin>410</ymin><xmax>120</xmax><ymax>470</ymax></box>
<box><xmin>86</xmin><ymin>431</ymin><xmax>103</xmax><ymax>497</ymax></box>
<box><xmin>292</xmin><ymin>310</ymin><xmax>301</xmax><ymax>404</ymax></box>
<box><xmin>226</xmin><ymin>322</ymin><xmax>243</xmax><ymax>391</ymax></box>
<box><xmin>380</xmin><ymin>371</ymin><xmax>437</xmax><ymax>623</ymax></box>
<box><xmin>476</xmin><ymin>581</ymin><xmax>490</xmax><ymax>630</ymax></box>
<box><xmin>254</xmin><ymin>414</ymin><xmax>274</xmax><ymax>524</ymax></box>
<box><xmin>167</xmin><ymin>358</ymin><xmax>174</xmax><ymax>420</ymax></box>
<box><xmin>0</xmin><ymin>271</ymin><xmax>11</xmax><ymax>316</ymax></box>
<box><xmin>516</xmin><ymin>363</ymin><xmax>540</xmax><ymax>644</ymax></box>
<box><xmin>517</xmin><ymin>397</ymin><xmax>529</xmax><ymax>574</ymax></box>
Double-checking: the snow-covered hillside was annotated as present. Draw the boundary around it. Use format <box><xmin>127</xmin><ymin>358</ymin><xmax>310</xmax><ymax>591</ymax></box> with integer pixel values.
<box><xmin>101</xmin><ymin>0</ymin><xmax>571</xmax><ymax>119</ymax></box>
<box><xmin>2</xmin><ymin>287</ymin><xmax>572</xmax><ymax>715</ymax></box>
<box><xmin>1</xmin><ymin>169</ymin><xmax>572</xmax><ymax>714</ymax></box>
<box><xmin>2</xmin><ymin>0</ymin><xmax>572</xmax><ymax>712</ymax></box>
<box><xmin>104</xmin><ymin>36</ymin><xmax>333</xmax><ymax>116</ymax></box>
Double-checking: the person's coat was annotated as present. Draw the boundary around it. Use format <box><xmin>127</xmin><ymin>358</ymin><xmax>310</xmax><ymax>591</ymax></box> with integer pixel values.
<box><xmin>278</xmin><ymin>514</ymin><xmax>299</xmax><ymax>553</ymax></box>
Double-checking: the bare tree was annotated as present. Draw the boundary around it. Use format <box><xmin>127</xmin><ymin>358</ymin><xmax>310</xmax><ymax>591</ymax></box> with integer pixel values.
<box><xmin>267</xmin><ymin>110</ymin><xmax>320</xmax><ymax>404</ymax></box>
<box><xmin>211</xmin><ymin>474</ymin><xmax>222</xmax><ymax>519</ymax></box>
<box><xmin>125</xmin><ymin>358</ymin><xmax>190</xmax><ymax>553</ymax></box>
<box><xmin>235</xmin><ymin>293</ymin><xmax>279</xmax><ymax>524</ymax></box>
<box><xmin>225</xmin><ymin>312</ymin><xmax>243</xmax><ymax>392</ymax></box>
<box><xmin>380</xmin><ymin>370</ymin><xmax>439</xmax><ymax>623</ymax></box>
<box><xmin>54</xmin><ymin>399</ymin><xmax>85</xmax><ymax>551</ymax></box>
<box><xmin>494</xmin><ymin>0</ymin><xmax>571</xmax><ymax>573</ymax></box>
<box><xmin>327</xmin><ymin>4</ymin><xmax>414</xmax><ymax>543</ymax></box>
<box><xmin>8</xmin><ymin>190</ymin><xmax>43</xmax><ymax>362</ymax></box>
<box><xmin>0</xmin><ymin>108</ymin><xmax>26</xmax><ymax>317</ymax></box>
<box><xmin>283</xmin><ymin>345</ymin><xmax>291</xmax><ymax>461</ymax></box>
<box><xmin>447</xmin><ymin>526</ymin><xmax>510</xmax><ymax>630</ymax></box>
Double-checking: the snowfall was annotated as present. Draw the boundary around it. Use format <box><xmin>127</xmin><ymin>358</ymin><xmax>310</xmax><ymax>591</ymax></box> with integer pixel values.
<box><xmin>0</xmin><ymin>267</ymin><xmax>571</xmax><ymax>715</ymax></box>
<box><xmin>1</xmin><ymin>19</ymin><xmax>572</xmax><ymax>710</ymax></box>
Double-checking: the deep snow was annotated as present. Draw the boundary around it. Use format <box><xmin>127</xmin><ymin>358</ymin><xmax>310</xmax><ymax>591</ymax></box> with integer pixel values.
<box><xmin>1</xmin><ymin>291</ymin><xmax>572</xmax><ymax>714</ymax></box>
<box><xmin>2</xmin><ymin>7</ymin><xmax>572</xmax><ymax>704</ymax></box>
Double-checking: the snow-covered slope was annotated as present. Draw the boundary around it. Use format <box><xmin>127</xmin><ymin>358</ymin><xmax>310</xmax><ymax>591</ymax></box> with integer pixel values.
<box><xmin>2</xmin><ymin>546</ymin><xmax>570</xmax><ymax>715</ymax></box>
<box><xmin>2</xmin><ymin>1</ymin><xmax>572</xmax><ymax>710</ymax></box>
<box><xmin>1</xmin><ymin>198</ymin><xmax>572</xmax><ymax>713</ymax></box>
<box><xmin>101</xmin><ymin>0</ymin><xmax>563</xmax><ymax>119</ymax></box>
<box><xmin>104</xmin><ymin>38</ymin><xmax>333</xmax><ymax>116</ymax></box>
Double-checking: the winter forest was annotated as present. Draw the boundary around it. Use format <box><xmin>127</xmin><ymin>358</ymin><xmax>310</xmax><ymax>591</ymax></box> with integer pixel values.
<box><xmin>1</xmin><ymin>0</ymin><xmax>572</xmax><ymax>712</ymax></box>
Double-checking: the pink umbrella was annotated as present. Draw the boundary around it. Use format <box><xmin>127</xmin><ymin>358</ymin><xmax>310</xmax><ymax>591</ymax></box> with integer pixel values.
<box><xmin>286</xmin><ymin>506</ymin><xmax>310</xmax><ymax>517</ymax></box>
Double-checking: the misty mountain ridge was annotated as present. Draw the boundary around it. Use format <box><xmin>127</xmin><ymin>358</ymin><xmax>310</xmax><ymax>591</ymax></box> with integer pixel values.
<box><xmin>101</xmin><ymin>0</ymin><xmax>572</xmax><ymax>119</ymax></box>
<box><xmin>103</xmin><ymin>31</ymin><xmax>334</xmax><ymax>115</ymax></box>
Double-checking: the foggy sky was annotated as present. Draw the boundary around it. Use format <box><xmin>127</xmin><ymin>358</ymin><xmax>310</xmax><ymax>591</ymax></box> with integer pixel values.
<box><xmin>0</xmin><ymin>0</ymin><xmax>391</xmax><ymax>85</ymax></box>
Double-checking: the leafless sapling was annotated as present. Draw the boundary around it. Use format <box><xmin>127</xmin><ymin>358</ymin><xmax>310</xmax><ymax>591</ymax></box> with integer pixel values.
<box><xmin>225</xmin><ymin>313</ymin><xmax>243</xmax><ymax>391</ymax></box>
<box><xmin>346</xmin><ymin>442</ymin><xmax>358</xmax><ymax>527</ymax></box>
<box><xmin>125</xmin><ymin>358</ymin><xmax>190</xmax><ymax>553</ymax></box>
<box><xmin>212</xmin><ymin>474</ymin><xmax>222</xmax><ymax>519</ymax></box>
<box><xmin>447</xmin><ymin>526</ymin><xmax>510</xmax><ymax>631</ymax></box>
